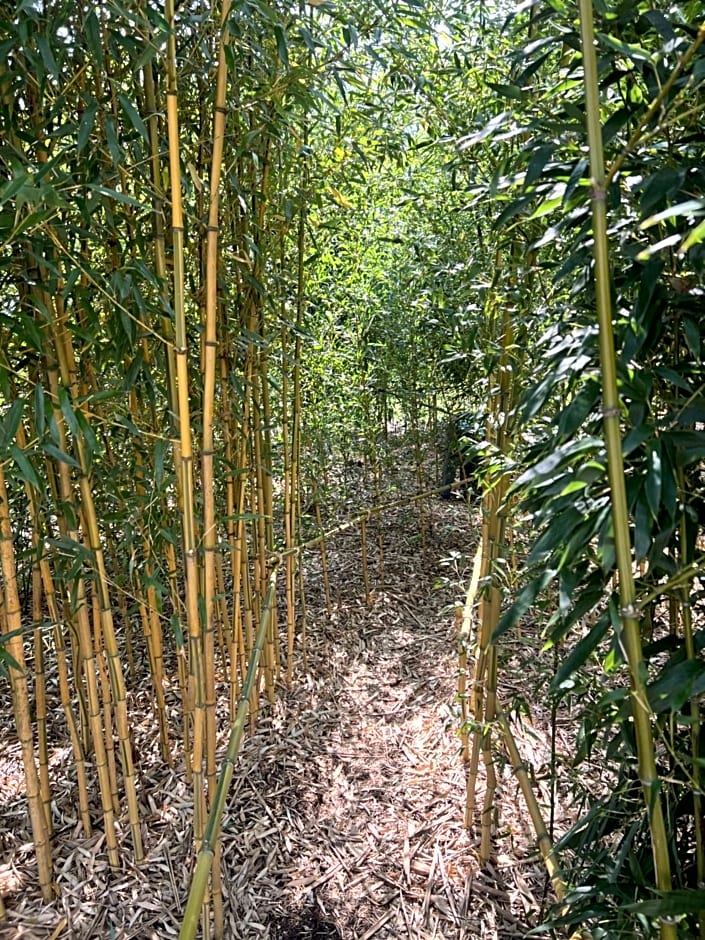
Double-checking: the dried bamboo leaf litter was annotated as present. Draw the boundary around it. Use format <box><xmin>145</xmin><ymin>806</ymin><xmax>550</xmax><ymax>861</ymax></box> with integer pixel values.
<box><xmin>1</xmin><ymin>489</ymin><xmax>570</xmax><ymax>939</ymax></box>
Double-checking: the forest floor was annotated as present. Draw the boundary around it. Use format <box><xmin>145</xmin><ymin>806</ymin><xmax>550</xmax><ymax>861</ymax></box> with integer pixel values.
<box><xmin>0</xmin><ymin>457</ymin><xmax>576</xmax><ymax>939</ymax></box>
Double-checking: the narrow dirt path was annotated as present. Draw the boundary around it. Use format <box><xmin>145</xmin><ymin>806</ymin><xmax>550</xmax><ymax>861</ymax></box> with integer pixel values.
<box><xmin>222</xmin><ymin>500</ymin><xmax>548</xmax><ymax>939</ymax></box>
<box><xmin>0</xmin><ymin>495</ymin><xmax>551</xmax><ymax>939</ymax></box>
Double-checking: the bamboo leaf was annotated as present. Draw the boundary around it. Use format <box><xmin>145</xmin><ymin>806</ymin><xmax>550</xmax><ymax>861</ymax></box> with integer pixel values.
<box><xmin>645</xmin><ymin>440</ymin><xmax>661</xmax><ymax>518</ymax></box>
<box><xmin>274</xmin><ymin>23</ymin><xmax>289</xmax><ymax>67</ymax></box>
<box><xmin>42</xmin><ymin>442</ymin><xmax>80</xmax><ymax>469</ymax></box>
<box><xmin>680</xmin><ymin>217</ymin><xmax>705</xmax><ymax>252</ymax></box>
<box><xmin>104</xmin><ymin>116</ymin><xmax>122</xmax><ymax>167</ymax></box>
<box><xmin>493</xmin><ymin>568</ymin><xmax>557</xmax><ymax>639</ymax></box>
<box><xmin>58</xmin><ymin>387</ymin><xmax>79</xmax><ymax>439</ymax></box>
<box><xmin>117</xmin><ymin>93</ymin><xmax>150</xmax><ymax>143</ymax></box>
<box><xmin>34</xmin><ymin>384</ymin><xmax>45</xmax><ymax>436</ymax></box>
<box><xmin>84</xmin><ymin>10</ymin><xmax>104</xmax><ymax>66</ymax></box>
<box><xmin>640</xmin><ymin>199</ymin><xmax>705</xmax><ymax>230</ymax></box>
<box><xmin>553</xmin><ymin>608</ymin><xmax>610</xmax><ymax>690</ymax></box>
<box><xmin>78</xmin><ymin>101</ymin><xmax>99</xmax><ymax>151</ymax></box>
<box><xmin>10</xmin><ymin>444</ymin><xmax>43</xmax><ymax>492</ymax></box>
<box><xmin>87</xmin><ymin>184</ymin><xmax>144</xmax><ymax>208</ymax></box>
<box><xmin>0</xmin><ymin>399</ymin><xmax>25</xmax><ymax>451</ymax></box>
<box><xmin>516</xmin><ymin>437</ymin><xmax>602</xmax><ymax>488</ymax></box>
<box><xmin>625</xmin><ymin>890</ymin><xmax>705</xmax><ymax>917</ymax></box>
<box><xmin>458</xmin><ymin>112</ymin><xmax>510</xmax><ymax>149</ymax></box>
<box><xmin>648</xmin><ymin>659</ymin><xmax>705</xmax><ymax>713</ymax></box>
<box><xmin>596</xmin><ymin>32</ymin><xmax>653</xmax><ymax>64</ymax></box>
<box><xmin>36</xmin><ymin>34</ymin><xmax>59</xmax><ymax>78</ymax></box>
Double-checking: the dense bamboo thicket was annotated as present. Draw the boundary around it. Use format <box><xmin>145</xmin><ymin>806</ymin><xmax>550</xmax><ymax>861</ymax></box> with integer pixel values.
<box><xmin>1</xmin><ymin>0</ymin><xmax>704</xmax><ymax>937</ymax></box>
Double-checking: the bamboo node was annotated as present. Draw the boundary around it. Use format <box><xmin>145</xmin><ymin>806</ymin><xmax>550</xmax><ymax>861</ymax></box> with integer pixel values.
<box><xmin>601</xmin><ymin>406</ymin><xmax>620</xmax><ymax>418</ymax></box>
<box><xmin>619</xmin><ymin>604</ymin><xmax>640</xmax><ymax>619</ymax></box>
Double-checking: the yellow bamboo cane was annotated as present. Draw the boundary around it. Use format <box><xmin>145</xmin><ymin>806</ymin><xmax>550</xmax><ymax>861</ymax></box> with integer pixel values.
<box><xmin>164</xmin><ymin>0</ymin><xmax>207</xmax><ymax>879</ymax></box>
<box><xmin>0</xmin><ymin>459</ymin><xmax>53</xmax><ymax>901</ymax></box>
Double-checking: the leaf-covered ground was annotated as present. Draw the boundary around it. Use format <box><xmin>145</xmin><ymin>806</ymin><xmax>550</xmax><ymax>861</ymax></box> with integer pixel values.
<box><xmin>0</xmin><ymin>457</ymin><xmax>572</xmax><ymax>939</ymax></box>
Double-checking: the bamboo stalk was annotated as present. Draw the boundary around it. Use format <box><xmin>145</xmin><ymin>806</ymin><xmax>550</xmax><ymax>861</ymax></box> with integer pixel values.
<box><xmin>44</xmin><ymin>346</ymin><xmax>121</xmax><ymax>867</ymax></box>
<box><xmin>178</xmin><ymin>570</ymin><xmax>280</xmax><ymax>940</ymax></box>
<box><xmin>53</xmin><ymin>298</ymin><xmax>144</xmax><ymax>861</ymax></box>
<box><xmin>479</xmin><ymin>645</ymin><xmax>498</xmax><ymax>863</ymax></box>
<box><xmin>678</xmin><ymin>469</ymin><xmax>705</xmax><ymax>938</ymax></box>
<box><xmin>0</xmin><ymin>459</ymin><xmax>53</xmax><ymax>901</ymax></box>
<box><xmin>282</xmin><ymin>319</ymin><xmax>298</xmax><ymax>684</ymax></box>
<box><xmin>164</xmin><ymin>0</ymin><xmax>207</xmax><ymax>868</ymax></box>
<box><xmin>578</xmin><ymin>5</ymin><xmax>675</xmax><ymax>936</ymax></box>
<box><xmin>497</xmin><ymin>708</ymin><xmax>566</xmax><ymax>900</ymax></box>
<box><xmin>90</xmin><ymin>590</ymin><xmax>120</xmax><ymax>817</ymax></box>
<box><xmin>314</xmin><ymin>495</ymin><xmax>333</xmax><ymax>617</ymax></box>
<box><xmin>360</xmin><ymin>518</ymin><xmax>371</xmax><ymax>605</ymax></box>
<box><xmin>32</xmin><ymin>562</ymin><xmax>51</xmax><ymax>833</ymax></box>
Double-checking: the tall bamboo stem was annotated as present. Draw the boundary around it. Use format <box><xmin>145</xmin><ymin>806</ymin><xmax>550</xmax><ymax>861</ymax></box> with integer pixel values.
<box><xmin>578</xmin><ymin>4</ymin><xmax>675</xmax><ymax>935</ymax></box>
<box><xmin>164</xmin><ymin>0</ymin><xmax>207</xmax><ymax>871</ymax></box>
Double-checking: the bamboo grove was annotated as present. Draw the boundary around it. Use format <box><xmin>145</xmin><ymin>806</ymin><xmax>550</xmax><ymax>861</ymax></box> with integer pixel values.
<box><xmin>1</xmin><ymin>0</ymin><xmax>705</xmax><ymax>936</ymax></box>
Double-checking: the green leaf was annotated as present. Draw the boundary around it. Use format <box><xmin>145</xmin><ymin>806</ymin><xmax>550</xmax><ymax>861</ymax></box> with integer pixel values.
<box><xmin>525</xmin><ymin>145</ymin><xmax>553</xmax><ymax>187</ymax></box>
<box><xmin>458</xmin><ymin>112</ymin><xmax>511</xmax><ymax>150</ymax></box>
<box><xmin>516</xmin><ymin>437</ymin><xmax>602</xmax><ymax>488</ymax></box>
<box><xmin>0</xmin><ymin>399</ymin><xmax>25</xmax><ymax>450</ymax></box>
<box><xmin>77</xmin><ymin>100</ymin><xmax>98</xmax><ymax>152</ymax></box>
<box><xmin>58</xmin><ymin>387</ymin><xmax>79</xmax><ymax>439</ymax></box>
<box><xmin>43</xmin><ymin>442</ymin><xmax>80</xmax><ymax>469</ymax></box>
<box><xmin>680</xmin><ymin>217</ymin><xmax>705</xmax><ymax>252</ymax></box>
<box><xmin>553</xmin><ymin>609</ymin><xmax>610</xmax><ymax>690</ymax></box>
<box><xmin>486</xmin><ymin>82</ymin><xmax>523</xmax><ymax>100</ymax></box>
<box><xmin>87</xmin><ymin>184</ymin><xmax>143</xmax><ymax>208</ymax></box>
<box><xmin>625</xmin><ymin>889</ymin><xmax>705</xmax><ymax>917</ymax></box>
<box><xmin>84</xmin><ymin>10</ymin><xmax>104</xmax><ymax>66</ymax></box>
<box><xmin>274</xmin><ymin>23</ymin><xmax>289</xmax><ymax>68</ymax></box>
<box><xmin>117</xmin><ymin>93</ymin><xmax>149</xmax><ymax>143</ymax></box>
<box><xmin>634</xmin><ymin>496</ymin><xmax>651</xmax><ymax>561</ymax></box>
<box><xmin>597</xmin><ymin>32</ymin><xmax>653</xmax><ymax>63</ymax></box>
<box><xmin>10</xmin><ymin>444</ymin><xmax>43</xmax><ymax>492</ymax></box>
<box><xmin>640</xmin><ymin>199</ymin><xmax>705</xmax><ymax>230</ymax></box>
<box><xmin>34</xmin><ymin>384</ymin><xmax>45</xmax><ymax>436</ymax></box>
<box><xmin>493</xmin><ymin>568</ymin><xmax>557</xmax><ymax>640</ymax></box>
<box><xmin>648</xmin><ymin>659</ymin><xmax>705</xmax><ymax>713</ymax></box>
<box><xmin>528</xmin><ymin>194</ymin><xmax>562</xmax><ymax>220</ymax></box>
<box><xmin>683</xmin><ymin>317</ymin><xmax>700</xmax><ymax>359</ymax></box>
<box><xmin>36</xmin><ymin>34</ymin><xmax>59</xmax><ymax>78</ymax></box>
<box><xmin>0</xmin><ymin>169</ymin><xmax>31</xmax><ymax>208</ymax></box>
<box><xmin>104</xmin><ymin>116</ymin><xmax>122</xmax><ymax>167</ymax></box>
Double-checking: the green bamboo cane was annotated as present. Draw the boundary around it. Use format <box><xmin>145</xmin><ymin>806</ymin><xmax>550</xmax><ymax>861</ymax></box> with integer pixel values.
<box><xmin>678</xmin><ymin>468</ymin><xmax>705</xmax><ymax>939</ymax></box>
<box><xmin>578</xmin><ymin>4</ymin><xmax>675</xmax><ymax>936</ymax></box>
<box><xmin>179</xmin><ymin>569</ymin><xmax>280</xmax><ymax>940</ymax></box>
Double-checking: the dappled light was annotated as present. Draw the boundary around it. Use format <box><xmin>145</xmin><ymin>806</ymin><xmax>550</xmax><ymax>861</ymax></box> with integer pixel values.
<box><xmin>0</xmin><ymin>0</ymin><xmax>704</xmax><ymax>937</ymax></box>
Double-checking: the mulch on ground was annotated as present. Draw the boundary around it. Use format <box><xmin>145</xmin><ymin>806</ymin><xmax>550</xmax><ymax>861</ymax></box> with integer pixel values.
<box><xmin>1</xmin><ymin>475</ymin><xmax>564</xmax><ymax>939</ymax></box>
